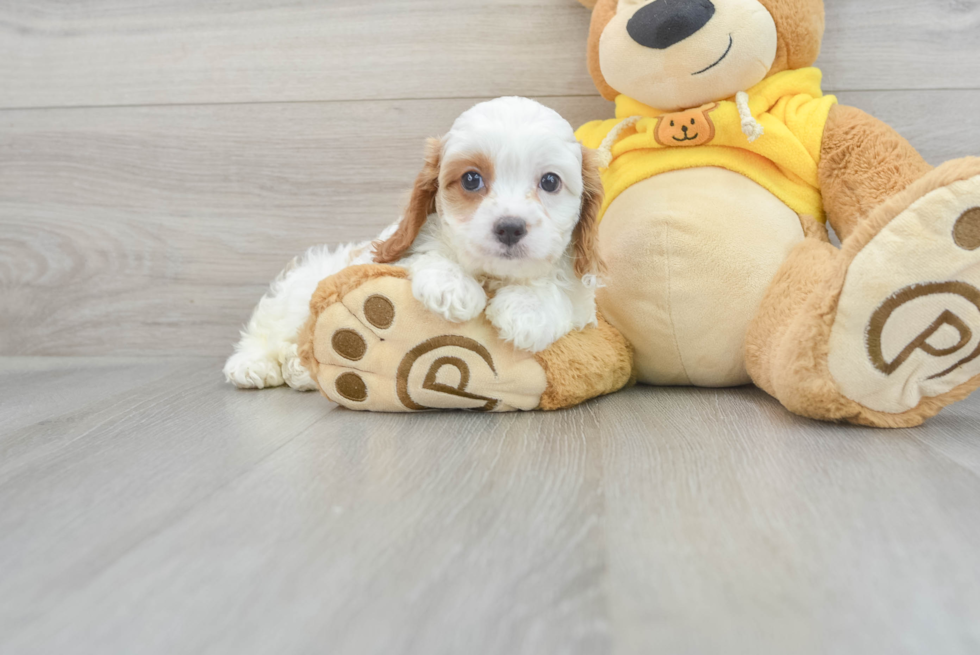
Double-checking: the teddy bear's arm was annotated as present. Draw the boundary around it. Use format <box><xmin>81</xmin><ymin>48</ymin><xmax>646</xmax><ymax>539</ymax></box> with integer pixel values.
<box><xmin>819</xmin><ymin>104</ymin><xmax>933</xmax><ymax>241</ymax></box>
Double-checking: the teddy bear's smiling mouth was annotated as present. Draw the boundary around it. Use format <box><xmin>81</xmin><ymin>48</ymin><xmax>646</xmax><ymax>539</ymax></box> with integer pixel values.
<box><xmin>673</xmin><ymin>133</ymin><xmax>700</xmax><ymax>142</ymax></box>
<box><xmin>692</xmin><ymin>34</ymin><xmax>734</xmax><ymax>76</ymax></box>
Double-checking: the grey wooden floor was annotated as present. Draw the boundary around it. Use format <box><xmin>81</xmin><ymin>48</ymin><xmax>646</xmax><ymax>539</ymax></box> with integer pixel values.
<box><xmin>2</xmin><ymin>1</ymin><xmax>980</xmax><ymax>653</ymax></box>
<box><xmin>1</xmin><ymin>358</ymin><xmax>979</xmax><ymax>654</ymax></box>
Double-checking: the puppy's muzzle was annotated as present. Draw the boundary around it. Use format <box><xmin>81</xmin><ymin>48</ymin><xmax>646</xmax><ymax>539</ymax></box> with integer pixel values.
<box><xmin>494</xmin><ymin>218</ymin><xmax>528</xmax><ymax>247</ymax></box>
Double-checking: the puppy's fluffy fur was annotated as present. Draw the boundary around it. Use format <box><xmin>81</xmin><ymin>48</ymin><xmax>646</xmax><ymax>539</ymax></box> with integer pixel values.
<box><xmin>225</xmin><ymin>97</ymin><xmax>605</xmax><ymax>390</ymax></box>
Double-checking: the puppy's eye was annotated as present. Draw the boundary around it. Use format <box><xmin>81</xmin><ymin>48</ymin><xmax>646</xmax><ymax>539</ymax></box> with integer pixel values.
<box><xmin>461</xmin><ymin>171</ymin><xmax>484</xmax><ymax>192</ymax></box>
<box><xmin>540</xmin><ymin>173</ymin><xmax>562</xmax><ymax>194</ymax></box>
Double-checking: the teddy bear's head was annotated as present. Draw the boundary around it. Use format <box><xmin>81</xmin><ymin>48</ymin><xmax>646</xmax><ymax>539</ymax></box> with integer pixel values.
<box><xmin>579</xmin><ymin>0</ymin><xmax>824</xmax><ymax>111</ymax></box>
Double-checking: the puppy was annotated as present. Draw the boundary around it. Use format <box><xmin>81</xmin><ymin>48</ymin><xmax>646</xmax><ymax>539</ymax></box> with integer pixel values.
<box><xmin>225</xmin><ymin>96</ymin><xmax>605</xmax><ymax>391</ymax></box>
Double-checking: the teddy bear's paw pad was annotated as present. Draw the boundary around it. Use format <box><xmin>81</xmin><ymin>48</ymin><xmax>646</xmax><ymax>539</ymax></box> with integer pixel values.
<box><xmin>308</xmin><ymin>274</ymin><xmax>548</xmax><ymax>412</ymax></box>
<box><xmin>829</xmin><ymin>174</ymin><xmax>980</xmax><ymax>414</ymax></box>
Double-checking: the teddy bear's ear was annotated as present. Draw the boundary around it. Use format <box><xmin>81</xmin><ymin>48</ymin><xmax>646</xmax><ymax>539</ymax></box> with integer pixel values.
<box><xmin>576</xmin><ymin>0</ymin><xmax>599</xmax><ymax>8</ymax></box>
<box><xmin>760</xmin><ymin>0</ymin><xmax>825</xmax><ymax>74</ymax></box>
<box><xmin>586</xmin><ymin>0</ymin><xmax>621</xmax><ymax>101</ymax></box>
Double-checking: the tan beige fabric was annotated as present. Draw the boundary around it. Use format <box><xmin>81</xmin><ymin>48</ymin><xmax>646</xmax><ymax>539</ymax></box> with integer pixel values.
<box><xmin>585</xmin><ymin>0</ymin><xmax>825</xmax><ymax>102</ymax></box>
<box><xmin>308</xmin><ymin>275</ymin><xmax>548</xmax><ymax>412</ymax></box>
<box><xmin>746</xmin><ymin>158</ymin><xmax>980</xmax><ymax>428</ymax></box>
<box><xmin>586</xmin><ymin>0</ymin><xmax>620</xmax><ymax>102</ymax></box>
<box><xmin>597</xmin><ymin>167</ymin><xmax>804</xmax><ymax>386</ymax></box>
<box><xmin>594</xmin><ymin>1</ymin><xmax>779</xmax><ymax>111</ymax></box>
<box><xmin>300</xmin><ymin>265</ymin><xmax>635</xmax><ymax>413</ymax></box>
<box><xmin>535</xmin><ymin>314</ymin><xmax>635</xmax><ymax>410</ymax></box>
<box><xmin>829</xmin><ymin>174</ymin><xmax>980</xmax><ymax>413</ymax></box>
<box><xmin>819</xmin><ymin>104</ymin><xmax>932</xmax><ymax>241</ymax></box>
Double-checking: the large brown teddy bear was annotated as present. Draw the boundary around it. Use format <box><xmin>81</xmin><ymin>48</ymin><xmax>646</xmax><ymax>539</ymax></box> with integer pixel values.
<box><xmin>301</xmin><ymin>0</ymin><xmax>980</xmax><ymax>427</ymax></box>
<box><xmin>570</xmin><ymin>0</ymin><xmax>980</xmax><ymax>427</ymax></box>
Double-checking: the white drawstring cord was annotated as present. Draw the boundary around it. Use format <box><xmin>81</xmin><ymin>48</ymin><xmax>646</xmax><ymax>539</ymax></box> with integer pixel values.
<box><xmin>736</xmin><ymin>91</ymin><xmax>764</xmax><ymax>142</ymax></box>
<box><xmin>595</xmin><ymin>116</ymin><xmax>643</xmax><ymax>168</ymax></box>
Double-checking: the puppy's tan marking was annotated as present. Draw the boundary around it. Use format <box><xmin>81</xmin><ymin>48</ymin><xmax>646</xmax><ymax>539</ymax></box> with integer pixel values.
<box><xmin>574</xmin><ymin>147</ymin><xmax>607</xmax><ymax>277</ymax></box>
<box><xmin>440</xmin><ymin>152</ymin><xmax>495</xmax><ymax>222</ymax></box>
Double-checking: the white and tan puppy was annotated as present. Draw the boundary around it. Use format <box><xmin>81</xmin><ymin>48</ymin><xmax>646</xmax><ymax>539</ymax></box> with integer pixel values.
<box><xmin>225</xmin><ymin>97</ymin><xmax>605</xmax><ymax>391</ymax></box>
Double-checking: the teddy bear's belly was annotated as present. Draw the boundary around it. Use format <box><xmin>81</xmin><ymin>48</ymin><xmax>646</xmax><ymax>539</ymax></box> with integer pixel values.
<box><xmin>597</xmin><ymin>167</ymin><xmax>806</xmax><ymax>387</ymax></box>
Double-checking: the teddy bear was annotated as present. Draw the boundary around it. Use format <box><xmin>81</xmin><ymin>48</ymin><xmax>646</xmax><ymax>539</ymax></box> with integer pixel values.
<box><xmin>569</xmin><ymin>0</ymin><xmax>980</xmax><ymax>427</ymax></box>
<box><xmin>300</xmin><ymin>0</ymin><xmax>980</xmax><ymax>427</ymax></box>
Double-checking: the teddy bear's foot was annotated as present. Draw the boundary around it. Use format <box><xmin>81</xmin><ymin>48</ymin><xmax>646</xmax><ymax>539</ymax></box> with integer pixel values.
<box><xmin>297</xmin><ymin>265</ymin><xmax>633</xmax><ymax>412</ymax></box>
<box><xmin>827</xmin><ymin>159</ymin><xmax>980</xmax><ymax>419</ymax></box>
<box><xmin>746</xmin><ymin>158</ymin><xmax>980</xmax><ymax>428</ymax></box>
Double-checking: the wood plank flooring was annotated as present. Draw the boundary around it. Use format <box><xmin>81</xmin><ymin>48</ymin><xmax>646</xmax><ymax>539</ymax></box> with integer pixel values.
<box><xmin>1</xmin><ymin>358</ymin><xmax>978</xmax><ymax>654</ymax></box>
<box><xmin>4</xmin><ymin>90</ymin><xmax>980</xmax><ymax>357</ymax></box>
<box><xmin>1</xmin><ymin>1</ymin><xmax>978</xmax><ymax>109</ymax></box>
<box><xmin>0</xmin><ymin>96</ymin><xmax>611</xmax><ymax>356</ymax></box>
<box><xmin>2</xmin><ymin>1</ymin><xmax>980</xmax><ymax>358</ymax></box>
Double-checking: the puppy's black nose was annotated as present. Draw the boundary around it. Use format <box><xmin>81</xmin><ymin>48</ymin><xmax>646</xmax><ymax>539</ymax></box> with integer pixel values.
<box><xmin>494</xmin><ymin>218</ymin><xmax>527</xmax><ymax>247</ymax></box>
<box><xmin>627</xmin><ymin>0</ymin><xmax>716</xmax><ymax>50</ymax></box>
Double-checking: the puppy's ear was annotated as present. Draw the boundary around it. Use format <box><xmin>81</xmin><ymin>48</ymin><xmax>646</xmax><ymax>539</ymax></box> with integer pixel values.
<box><xmin>373</xmin><ymin>137</ymin><xmax>442</xmax><ymax>264</ymax></box>
<box><xmin>573</xmin><ymin>146</ymin><xmax>606</xmax><ymax>278</ymax></box>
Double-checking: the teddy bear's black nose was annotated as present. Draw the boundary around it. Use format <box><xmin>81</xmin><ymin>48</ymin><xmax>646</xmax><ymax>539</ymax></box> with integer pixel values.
<box><xmin>627</xmin><ymin>0</ymin><xmax>716</xmax><ymax>50</ymax></box>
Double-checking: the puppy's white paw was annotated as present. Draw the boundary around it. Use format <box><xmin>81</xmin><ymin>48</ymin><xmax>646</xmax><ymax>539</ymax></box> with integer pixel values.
<box><xmin>412</xmin><ymin>269</ymin><xmax>487</xmax><ymax>323</ymax></box>
<box><xmin>223</xmin><ymin>351</ymin><xmax>285</xmax><ymax>389</ymax></box>
<box><xmin>486</xmin><ymin>287</ymin><xmax>568</xmax><ymax>353</ymax></box>
<box><xmin>281</xmin><ymin>345</ymin><xmax>318</xmax><ymax>392</ymax></box>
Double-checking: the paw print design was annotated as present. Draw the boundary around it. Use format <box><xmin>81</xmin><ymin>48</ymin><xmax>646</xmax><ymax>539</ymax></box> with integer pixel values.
<box><xmin>328</xmin><ymin>294</ymin><xmax>395</xmax><ymax>403</ymax></box>
<box><xmin>302</xmin><ymin>267</ymin><xmax>549</xmax><ymax>412</ymax></box>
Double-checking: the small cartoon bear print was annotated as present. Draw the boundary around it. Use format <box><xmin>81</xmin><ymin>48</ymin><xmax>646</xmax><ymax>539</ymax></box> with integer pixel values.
<box><xmin>655</xmin><ymin>103</ymin><xmax>719</xmax><ymax>147</ymax></box>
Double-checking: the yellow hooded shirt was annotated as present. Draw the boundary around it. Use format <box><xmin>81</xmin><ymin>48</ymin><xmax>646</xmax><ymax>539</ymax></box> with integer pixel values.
<box><xmin>576</xmin><ymin>68</ymin><xmax>838</xmax><ymax>222</ymax></box>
